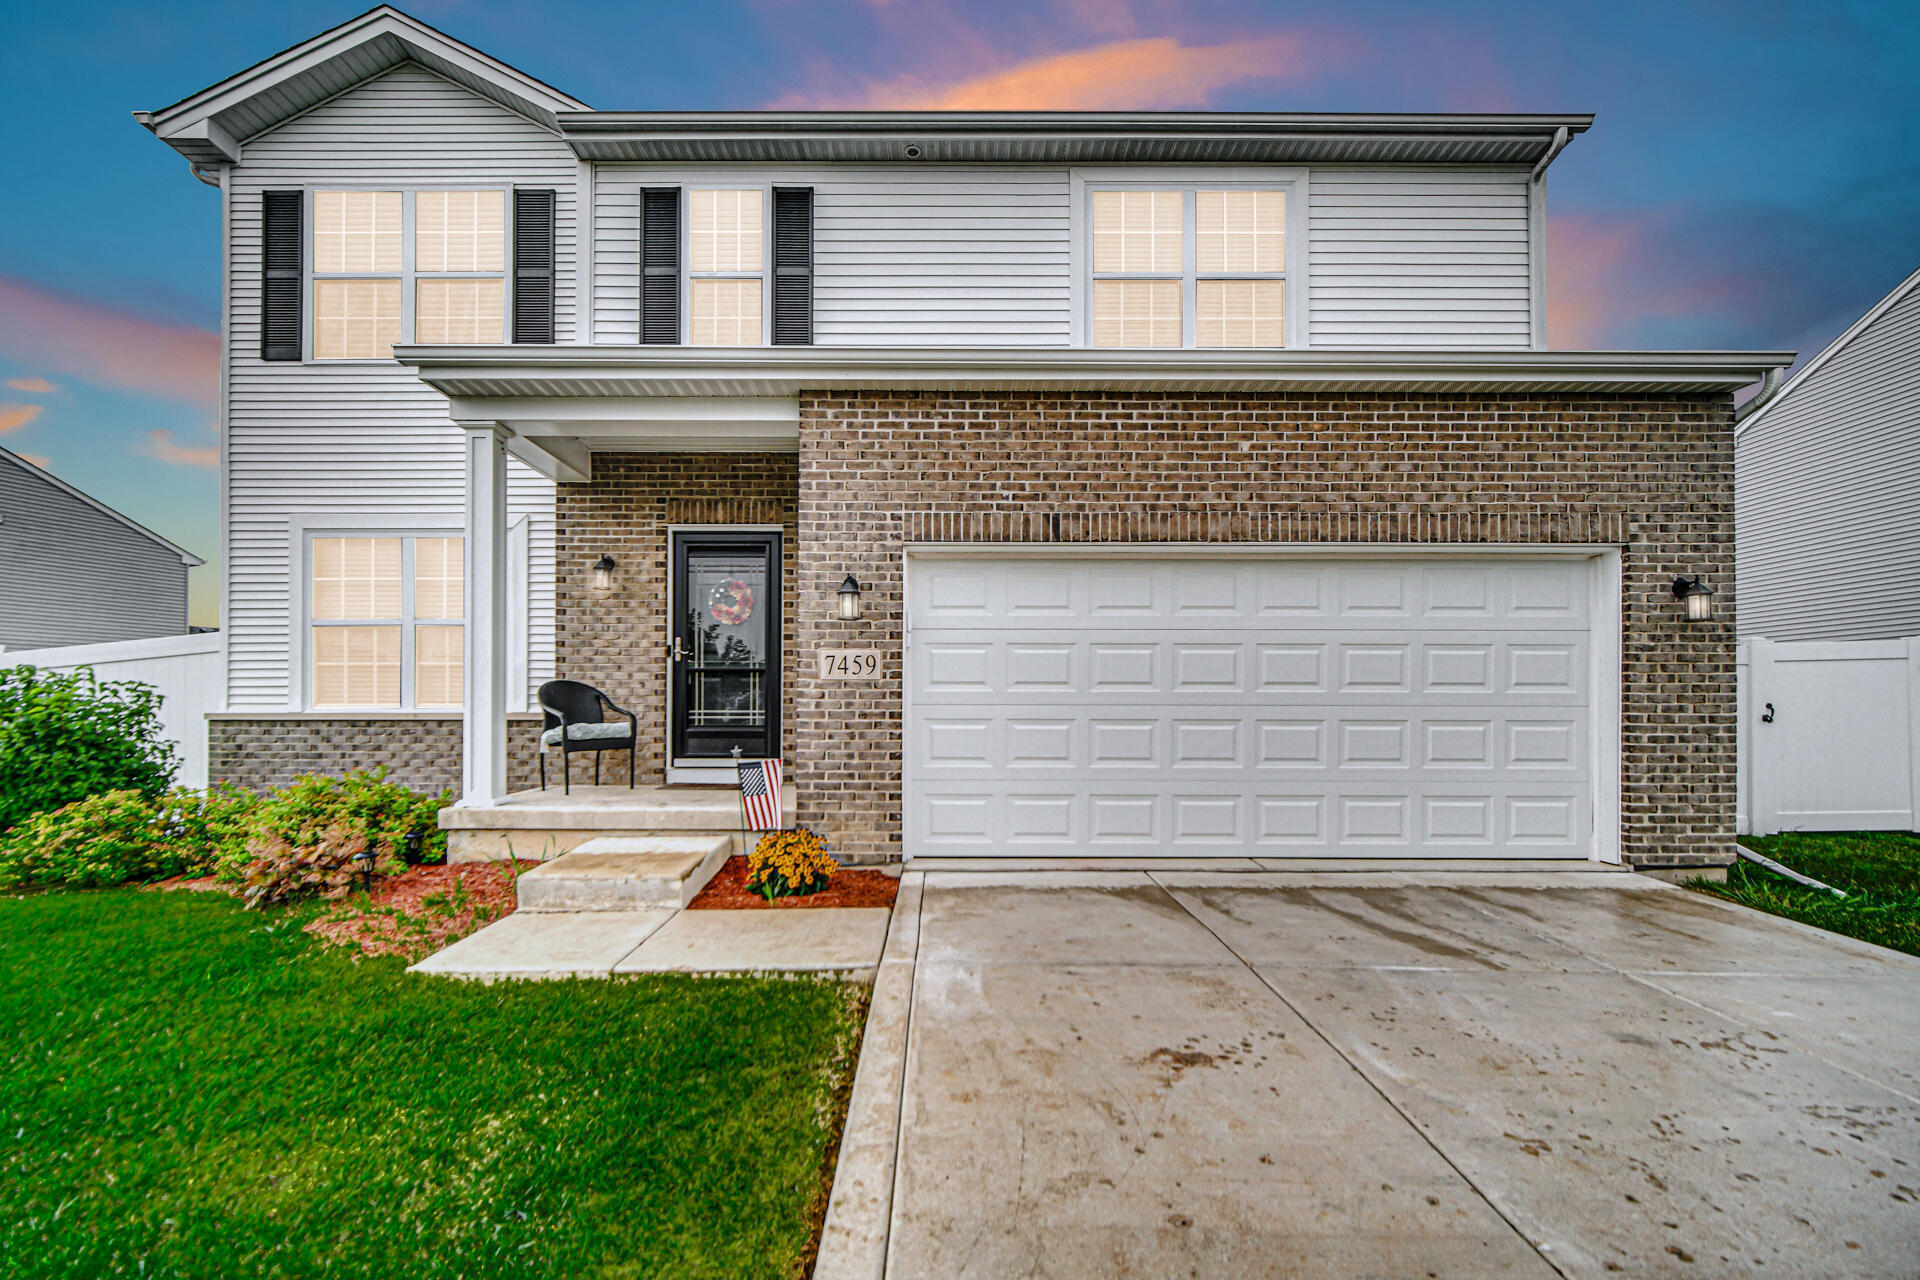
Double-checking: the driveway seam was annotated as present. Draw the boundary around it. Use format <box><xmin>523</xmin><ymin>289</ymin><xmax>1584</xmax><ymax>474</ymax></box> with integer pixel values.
<box><xmin>1443</xmin><ymin>889</ymin><xmax>1920</xmax><ymax>1108</ymax></box>
<box><xmin>1146</xmin><ymin>871</ymin><xmax>1573</xmax><ymax>1280</ymax></box>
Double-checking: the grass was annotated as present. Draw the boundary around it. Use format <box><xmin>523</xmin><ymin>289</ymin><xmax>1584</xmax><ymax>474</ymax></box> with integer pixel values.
<box><xmin>0</xmin><ymin>889</ymin><xmax>867</xmax><ymax>1279</ymax></box>
<box><xmin>1692</xmin><ymin>830</ymin><xmax>1920</xmax><ymax>957</ymax></box>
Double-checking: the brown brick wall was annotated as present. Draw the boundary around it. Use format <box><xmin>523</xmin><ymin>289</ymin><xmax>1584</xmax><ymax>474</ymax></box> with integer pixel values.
<box><xmin>208</xmin><ymin>717</ymin><xmax>542</xmax><ymax>796</ymax></box>
<box><xmin>553</xmin><ymin>452</ymin><xmax>799</xmax><ymax>783</ymax></box>
<box><xmin>791</xmin><ymin>390</ymin><xmax>1737</xmax><ymax>868</ymax></box>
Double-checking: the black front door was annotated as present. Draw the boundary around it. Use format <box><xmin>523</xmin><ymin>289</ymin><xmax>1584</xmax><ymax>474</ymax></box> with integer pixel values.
<box><xmin>671</xmin><ymin>530</ymin><xmax>781</xmax><ymax>762</ymax></box>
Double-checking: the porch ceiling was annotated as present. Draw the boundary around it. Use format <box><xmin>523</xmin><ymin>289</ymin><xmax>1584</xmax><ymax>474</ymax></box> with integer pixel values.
<box><xmin>443</xmin><ymin>395</ymin><xmax>798</xmax><ymax>484</ymax></box>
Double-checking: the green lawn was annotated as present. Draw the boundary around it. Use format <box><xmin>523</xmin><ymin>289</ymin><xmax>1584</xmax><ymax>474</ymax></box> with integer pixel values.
<box><xmin>0</xmin><ymin>890</ymin><xmax>866</xmax><ymax>1279</ymax></box>
<box><xmin>1694</xmin><ymin>830</ymin><xmax>1920</xmax><ymax>957</ymax></box>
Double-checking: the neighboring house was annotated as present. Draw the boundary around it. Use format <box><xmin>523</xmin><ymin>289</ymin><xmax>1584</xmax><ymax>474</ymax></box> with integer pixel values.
<box><xmin>1735</xmin><ymin>266</ymin><xmax>1920</xmax><ymax>834</ymax></box>
<box><xmin>0</xmin><ymin>443</ymin><xmax>204</xmax><ymax>651</ymax></box>
<box><xmin>137</xmin><ymin>6</ymin><xmax>1790</xmax><ymax>872</ymax></box>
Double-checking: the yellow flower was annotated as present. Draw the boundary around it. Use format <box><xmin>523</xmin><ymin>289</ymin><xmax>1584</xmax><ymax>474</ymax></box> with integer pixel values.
<box><xmin>746</xmin><ymin>828</ymin><xmax>837</xmax><ymax>899</ymax></box>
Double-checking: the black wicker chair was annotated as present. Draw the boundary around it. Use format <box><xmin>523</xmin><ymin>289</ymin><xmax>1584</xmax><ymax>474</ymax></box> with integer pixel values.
<box><xmin>536</xmin><ymin>680</ymin><xmax>637</xmax><ymax>793</ymax></box>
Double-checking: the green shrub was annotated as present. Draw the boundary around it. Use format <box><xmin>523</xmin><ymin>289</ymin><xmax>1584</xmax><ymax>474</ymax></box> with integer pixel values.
<box><xmin>0</xmin><ymin>666</ymin><xmax>177</xmax><ymax>833</ymax></box>
<box><xmin>221</xmin><ymin>769</ymin><xmax>451</xmax><ymax>906</ymax></box>
<box><xmin>0</xmin><ymin>791</ymin><xmax>163</xmax><ymax>889</ymax></box>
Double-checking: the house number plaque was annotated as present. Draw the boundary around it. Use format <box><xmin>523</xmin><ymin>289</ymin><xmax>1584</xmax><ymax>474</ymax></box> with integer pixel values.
<box><xmin>818</xmin><ymin>649</ymin><xmax>882</xmax><ymax>680</ymax></box>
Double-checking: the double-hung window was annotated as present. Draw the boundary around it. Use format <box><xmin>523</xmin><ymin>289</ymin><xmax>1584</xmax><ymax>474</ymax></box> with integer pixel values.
<box><xmin>311</xmin><ymin>189</ymin><xmax>506</xmax><ymax>359</ymax></box>
<box><xmin>1089</xmin><ymin>186</ymin><xmax>1289</xmax><ymax>348</ymax></box>
<box><xmin>310</xmin><ymin>535</ymin><xmax>464</xmax><ymax>709</ymax></box>
<box><xmin>688</xmin><ymin>189</ymin><xmax>764</xmax><ymax>346</ymax></box>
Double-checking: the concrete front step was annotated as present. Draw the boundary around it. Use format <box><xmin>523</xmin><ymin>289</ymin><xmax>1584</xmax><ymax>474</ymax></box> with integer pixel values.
<box><xmin>440</xmin><ymin>783</ymin><xmax>791</xmax><ymax>862</ymax></box>
<box><xmin>514</xmin><ymin>835</ymin><xmax>733</xmax><ymax>911</ymax></box>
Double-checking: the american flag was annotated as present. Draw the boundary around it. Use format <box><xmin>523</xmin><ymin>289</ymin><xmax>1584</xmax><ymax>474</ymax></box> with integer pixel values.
<box><xmin>738</xmin><ymin>758</ymin><xmax>783</xmax><ymax>832</ymax></box>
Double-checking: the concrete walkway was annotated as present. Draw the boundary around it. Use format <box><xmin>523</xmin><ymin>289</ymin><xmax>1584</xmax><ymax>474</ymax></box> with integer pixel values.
<box><xmin>819</xmin><ymin>870</ymin><xmax>1920</xmax><ymax>1279</ymax></box>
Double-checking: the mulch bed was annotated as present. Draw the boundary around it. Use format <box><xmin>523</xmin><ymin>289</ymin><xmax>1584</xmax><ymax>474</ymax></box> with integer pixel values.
<box><xmin>305</xmin><ymin>860</ymin><xmax>541</xmax><ymax>960</ymax></box>
<box><xmin>689</xmin><ymin>856</ymin><xmax>899</xmax><ymax>910</ymax></box>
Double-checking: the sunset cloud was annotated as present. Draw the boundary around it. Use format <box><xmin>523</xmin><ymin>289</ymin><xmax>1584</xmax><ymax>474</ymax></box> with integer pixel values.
<box><xmin>17</xmin><ymin>452</ymin><xmax>50</xmax><ymax>469</ymax></box>
<box><xmin>140</xmin><ymin>428</ymin><xmax>218</xmax><ymax>469</ymax></box>
<box><xmin>0</xmin><ymin>403</ymin><xmax>43</xmax><ymax>433</ymax></box>
<box><xmin>784</xmin><ymin>33</ymin><xmax>1320</xmax><ymax>110</ymax></box>
<box><xmin>5</xmin><ymin>376</ymin><xmax>57</xmax><ymax>393</ymax></box>
<box><xmin>0</xmin><ymin>276</ymin><xmax>216</xmax><ymax>409</ymax></box>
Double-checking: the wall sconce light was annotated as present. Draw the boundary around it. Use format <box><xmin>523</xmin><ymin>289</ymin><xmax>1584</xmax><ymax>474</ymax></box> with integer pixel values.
<box><xmin>837</xmin><ymin>574</ymin><xmax>864</xmax><ymax>621</ymax></box>
<box><xmin>591</xmin><ymin>555</ymin><xmax>617</xmax><ymax>593</ymax></box>
<box><xmin>1672</xmin><ymin>575</ymin><xmax>1715</xmax><ymax>622</ymax></box>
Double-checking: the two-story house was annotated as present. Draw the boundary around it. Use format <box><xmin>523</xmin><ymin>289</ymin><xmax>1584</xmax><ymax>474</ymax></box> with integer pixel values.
<box><xmin>138</xmin><ymin>6</ymin><xmax>1790</xmax><ymax>872</ymax></box>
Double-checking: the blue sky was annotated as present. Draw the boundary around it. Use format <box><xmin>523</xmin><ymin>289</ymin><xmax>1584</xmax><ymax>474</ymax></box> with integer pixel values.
<box><xmin>2</xmin><ymin>0</ymin><xmax>1917</xmax><ymax>627</ymax></box>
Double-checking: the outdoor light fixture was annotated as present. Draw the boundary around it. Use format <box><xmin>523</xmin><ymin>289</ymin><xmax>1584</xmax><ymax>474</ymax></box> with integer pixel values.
<box><xmin>351</xmin><ymin>845</ymin><xmax>377</xmax><ymax>891</ymax></box>
<box><xmin>837</xmin><ymin>574</ymin><xmax>864</xmax><ymax>621</ymax></box>
<box><xmin>1672</xmin><ymin>575</ymin><xmax>1715</xmax><ymax>622</ymax></box>
<box><xmin>591</xmin><ymin>555</ymin><xmax>617</xmax><ymax>593</ymax></box>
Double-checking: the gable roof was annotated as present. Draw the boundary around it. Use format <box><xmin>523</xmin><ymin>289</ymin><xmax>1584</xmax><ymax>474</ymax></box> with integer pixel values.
<box><xmin>1736</xmin><ymin>264</ymin><xmax>1920</xmax><ymax>440</ymax></box>
<box><xmin>0</xmin><ymin>445</ymin><xmax>205</xmax><ymax>567</ymax></box>
<box><xmin>135</xmin><ymin>5</ymin><xmax>588</xmax><ymax>166</ymax></box>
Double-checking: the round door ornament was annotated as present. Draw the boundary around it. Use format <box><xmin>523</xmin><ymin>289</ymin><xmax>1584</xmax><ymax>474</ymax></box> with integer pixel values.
<box><xmin>708</xmin><ymin>578</ymin><xmax>756</xmax><ymax>626</ymax></box>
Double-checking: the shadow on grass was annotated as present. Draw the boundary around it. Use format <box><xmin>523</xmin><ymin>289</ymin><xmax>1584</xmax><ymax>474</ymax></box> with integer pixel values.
<box><xmin>0</xmin><ymin>889</ymin><xmax>868</xmax><ymax>1280</ymax></box>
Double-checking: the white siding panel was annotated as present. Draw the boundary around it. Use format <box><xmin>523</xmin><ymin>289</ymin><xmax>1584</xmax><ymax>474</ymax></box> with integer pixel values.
<box><xmin>593</xmin><ymin>167</ymin><xmax>1072</xmax><ymax>345</ymax></box>
<box><xmin>227</xmin><ymin>63</ymin><xmax>571</xmax><ymax>710</ymax></box>
<box><xmin>1738</xmin><ymin>282</ymin><xmax>1920</xmax><ymax>641</ymax></box>
<box><xmin>1307</xmin><ymin>169</ymin><xmax>1535</xmax><ymax>347</ymax></box>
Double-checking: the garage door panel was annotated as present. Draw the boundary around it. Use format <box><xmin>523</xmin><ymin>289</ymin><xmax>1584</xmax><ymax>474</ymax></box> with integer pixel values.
<box><xmin>912</xmin><ymin>631</ymin><xmax>1588</xmax><ymax>702</ymax></box>
<box><xmin>911</xmin><ymin>706</ymin><xmax>1590</xmax><ymax>779</ymax></box>
<box><xmin>906</xmin><ymin>556</ymin><xmax>1598</xmax><ymax>858</ymax></box>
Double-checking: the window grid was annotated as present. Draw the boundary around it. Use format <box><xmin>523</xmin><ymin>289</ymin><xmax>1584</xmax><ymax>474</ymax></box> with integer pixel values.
<box><xmin>1088</xmin><ymin>185</ymin><xmax>1289</xmax><ymax>349</ymax></box>
<box><xmin>311</xmin><ymin>189</ymin><xmax>508</xmax><ymax>360</ymax></box>
<box><xmin>310</xmin><ymin>534</ymin><xmax>463</xmax><ymax>709</ymax></box>
<box><xmin>688</xmin><ymin>188</ymin><xmax>766</xmax><ymax>346</ymax></box>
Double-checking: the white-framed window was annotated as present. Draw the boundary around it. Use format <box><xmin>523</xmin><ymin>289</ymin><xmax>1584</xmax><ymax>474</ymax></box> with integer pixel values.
<box><xmin>1087</xmin><ymin>185</ymin><xmax>1290</xmax><ymax>349</ymax></box>
<box><xmin>310</xmin><ymin>189</ymin><xmax>507</xmax><ymax>360</ymax></box>
<box><xmin>308</xmin><ymin>534</ymin><xmax>464</xmax><ymax>708</ymax></box>
<box><xmin>688</xmin><ymin>188</ymin><xmax>765</xmax><ymax>346</ymax></box>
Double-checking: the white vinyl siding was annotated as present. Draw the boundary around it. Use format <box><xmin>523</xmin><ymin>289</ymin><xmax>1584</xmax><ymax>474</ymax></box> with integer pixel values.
<box><xmin>593</xmin><ymin>167</ymin><xmax>1073</xmax><ymax>345</ymax></box>
<box><xmin>225</xmin><ymin>63</ymin><xmax>570</xmax><ymax>711</ymax></box>
<box><xmin>1307</xmin><ymin>168</ymin><xmax>1534</xmax><ymax>347</ymax></box>
<box><xmin>1738</xmin><ymin>277</ymin><xmax>1920</xmax><ymax>641</ymax></box>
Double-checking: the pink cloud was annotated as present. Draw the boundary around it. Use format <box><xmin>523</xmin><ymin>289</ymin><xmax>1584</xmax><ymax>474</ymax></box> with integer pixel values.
<box><xmin>5</xmin><ymin>376</ymin><xmax>57</xmax><ymax>393</ymax></box>
<box><xmin>141</xmin><ymin>428</ymin><xmax>218</xmax><ymax>469</ymax></box>
<box><xmin>1546</xmin><ymin>213</ymin><xmax>1641</xmax><ymax>348</ymax></box>
<box><xmin>782</xmin><ymin>33</ymin><xmax>1317</xmax><ymax>110</ymax></box>
<box><xmin>0</xmin><ymin>276</ymin><xmax>216</xmax><ymax>409</ymax></box>
<box><xmin>17</xmin><ymin>452</ymin><xmax>50</xmax><ymax>469</ymax></box>
<box><xmin>0</xmin><ymin>403</ymin><xmax>42</xmax><ymax>434</ymax></box>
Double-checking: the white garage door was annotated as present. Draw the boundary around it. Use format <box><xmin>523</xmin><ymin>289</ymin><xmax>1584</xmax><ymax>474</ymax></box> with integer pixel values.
<box><xmin>905</xmin><ymin>554</ymin><xmax>1599</xmax><ymax>859</ymax></box>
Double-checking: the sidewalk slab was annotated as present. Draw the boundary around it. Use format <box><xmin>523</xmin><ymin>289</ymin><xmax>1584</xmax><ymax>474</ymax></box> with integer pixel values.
<box><xmin>409</xmin><ymin>909</ymin><xmax>673</xmax><ymax>980</ymax></box>
<box><xmin>613</xmin><ymin>907</ymin><xmax>892</xmax><ymax>977</ymax></box>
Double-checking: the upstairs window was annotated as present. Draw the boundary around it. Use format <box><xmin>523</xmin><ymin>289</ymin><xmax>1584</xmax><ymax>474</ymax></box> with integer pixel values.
<box><xmin>689</xmin><ymin>189</ymin><xmax>764</xmax><ymax>346</ymax></box>
<box><xmin>1089</xmin><ymin>186</ymin><xmax>1289</xmax><ymax>349</ymax></box>
<box><xmin>311</xmin><ymin>189</ymin><xmax>506</xmax><ymax>359</ymax></box>
<box><xmin>310</xmin><ymin>534</ymin><xmax>463</xmax><ymax>708</ymax></box>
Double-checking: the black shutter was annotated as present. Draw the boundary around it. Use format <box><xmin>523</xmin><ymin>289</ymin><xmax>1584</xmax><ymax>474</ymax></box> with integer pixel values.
<box><xmin>641</xmin><ymin>187</ymin><xmax>681</xmax><ymax>344</ymax></box>
<box><xmin>512</xmin><ymin>188</ymin><xmax>556</xmax><ymax>343</ymax></box>
<box><xmin>772</xmin><ymin>186</ymin><xmax>814</xmax><ymax>345</ymax></box>
<box><xmin>261</xmin><ymin>190</ymin><xmax>303</xmax><ymax>361</ymax></box>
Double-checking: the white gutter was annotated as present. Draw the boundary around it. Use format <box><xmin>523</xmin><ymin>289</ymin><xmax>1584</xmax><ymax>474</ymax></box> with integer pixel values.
<box><xmin>1530</xmin><ymin>125</ymin><xmax>1572</xmax><ymax>182</ymax></box>
<box><xmin>1733</xmin><ymin>365</ymin><xmax>1787</xmax><ymax>423</ymax></box>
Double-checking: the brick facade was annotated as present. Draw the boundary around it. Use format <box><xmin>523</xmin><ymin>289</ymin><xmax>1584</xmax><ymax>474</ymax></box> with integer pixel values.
<box><xmin>208</xmin><ymin>716</ymin><xmax>542</xmax><ymax>795</ymax></box>
<box><xmin>790</xmin><ymin>390</ymin><xmax>1738</xmax><ymax>869</ymax></box>
<box><xmin>553</xmin><ymin>452</ymin><xmax>799</xmax><ymax>782</ymax></box>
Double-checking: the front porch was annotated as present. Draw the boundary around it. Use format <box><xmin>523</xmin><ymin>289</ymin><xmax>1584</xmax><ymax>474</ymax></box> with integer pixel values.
<box><xmin>438</xmin><ymin>782</ymin><xmax>798</xmax><ymax>862</ymax></box>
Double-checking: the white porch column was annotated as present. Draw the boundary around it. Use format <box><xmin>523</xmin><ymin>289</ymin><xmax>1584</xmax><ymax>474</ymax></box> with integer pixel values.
<box><xmin>460</xmin><ymin>422</ymin><xmax>511</xmax><ymax>805</ymax></box>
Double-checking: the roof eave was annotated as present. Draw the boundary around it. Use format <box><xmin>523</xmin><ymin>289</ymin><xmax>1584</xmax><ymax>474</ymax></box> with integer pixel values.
<box><xmin>395</xmin><ymin>345</ymin><xmax>1794</xmax><ymax>400</ymax></box>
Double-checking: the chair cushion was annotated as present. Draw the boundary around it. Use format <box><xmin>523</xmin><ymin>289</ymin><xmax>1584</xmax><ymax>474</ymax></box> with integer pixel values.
<box><xmin>540</xmin><ymin>721</ymin><xmax>633</xmax><ymax>748</ymax></box>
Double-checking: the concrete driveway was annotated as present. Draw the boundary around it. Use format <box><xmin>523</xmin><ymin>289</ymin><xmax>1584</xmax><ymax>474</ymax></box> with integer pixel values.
<box><xmin>819</xmin><ymin>868</ymin><xmax>1920</xmax><ymax>1279</ymax></box>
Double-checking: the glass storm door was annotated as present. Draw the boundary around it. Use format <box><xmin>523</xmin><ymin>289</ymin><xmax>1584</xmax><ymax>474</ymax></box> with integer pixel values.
<box><xmin>671</xmin><ymin>531</ymin><xmax>781</xmax><ymax>762</ymax></box>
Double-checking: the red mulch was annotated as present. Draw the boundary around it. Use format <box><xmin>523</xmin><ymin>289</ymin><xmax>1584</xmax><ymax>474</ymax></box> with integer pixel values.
<box><xmin>305</xmin><ymin>860</ymin><xmax>541</xmax><ymax>960</ymax></box>
<box><xmin>689</xmin><ymin>856</ymin><xmax>899</xmax><ymax>910</ymax></box>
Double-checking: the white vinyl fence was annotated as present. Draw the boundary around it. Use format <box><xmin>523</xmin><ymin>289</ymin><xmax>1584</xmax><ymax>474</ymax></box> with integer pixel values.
<box><xmin>0</xmin><ymin>632</ymin><xmax>222</xmax><ymax>788</ymax></box>
<box><xmin>1739</xmin><ymin>636</ymin><xmax>1920</xmax><ymax>835</ymax></box>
